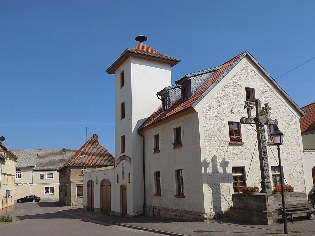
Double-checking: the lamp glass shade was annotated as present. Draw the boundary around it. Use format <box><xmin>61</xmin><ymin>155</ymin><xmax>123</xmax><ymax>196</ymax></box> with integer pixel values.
<box><xmin>271</xmin><ymin>128</ymin><xmax>284</xmax><ymax>145</ymax></box>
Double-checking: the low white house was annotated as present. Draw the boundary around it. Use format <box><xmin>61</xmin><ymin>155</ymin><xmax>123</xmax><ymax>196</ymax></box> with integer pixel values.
<box><xmin>300</xmin><ymin>102</ymin><xmax>315</xmax><ymax>194</ymax></box>
<box><xmin>84</xmin><ymin>40</ymin><xmax>306</xmax><ymax>219</ymax></box>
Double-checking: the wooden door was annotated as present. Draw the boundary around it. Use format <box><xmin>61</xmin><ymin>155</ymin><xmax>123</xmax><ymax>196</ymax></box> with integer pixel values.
<box><xmin>100</xmin><ymin>179</ymin><xmax>111</xmax><ymax>214</ymax></box>
<box><xmin>120</xmin><ymin>184</ymin><xmax>127</xmax><ymax>216</ymax></box>
<box><xmin>312</xmin><ymin>167</ymin><xmax>315</xmax><ymax>186</ymax></box>
<box><xmin>87</xmin><ymin>180</ymin><xmax>94</xmax><ymax>211</ymax></box>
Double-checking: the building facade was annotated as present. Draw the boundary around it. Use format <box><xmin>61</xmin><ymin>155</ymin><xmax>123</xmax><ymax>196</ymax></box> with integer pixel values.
<box><xmin>0</xmin><ymin>143</ymin><xmax>17</xmax><ymax>214</ymax></box>
<box><xmin>13</xmin><ymin>149</ymin><xmax>76</xmax><ymax>200</ymax></box>
<box><xmin>84</xmin><ymin>41</ymin><xmax>306</xmax><ymax>219</ymax></box>
<box><xmin>59</xmin><ymin>134</ymin><xmax>114</xmax><ymax>206</ymax></box>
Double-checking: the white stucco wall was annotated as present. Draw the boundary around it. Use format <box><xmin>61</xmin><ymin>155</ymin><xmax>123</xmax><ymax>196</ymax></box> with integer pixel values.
<box><xmin>303</xmin><ymin>150</ymin><xmax>315</xmax><ymax>194</ymax></box>
<box><xmin>144</xmin><ymin>112</ymin><xmax>204</xmax><ymax>214</ymax></box>
<box><xmin>113</xmin><ymin>56</ymin><xmax>172</xmax><ymax>215</ymax></box>
<box><xmin>195</xmin><ymin>56</ymin><xmax>305</xmax><ymax>216</ymax></box>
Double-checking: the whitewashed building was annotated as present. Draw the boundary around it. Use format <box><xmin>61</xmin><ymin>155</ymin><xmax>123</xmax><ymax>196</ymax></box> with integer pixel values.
<box><xmin>84</xmin><ymin>41</ymin><xmax>306</xmax><ymax>219</ymax></box>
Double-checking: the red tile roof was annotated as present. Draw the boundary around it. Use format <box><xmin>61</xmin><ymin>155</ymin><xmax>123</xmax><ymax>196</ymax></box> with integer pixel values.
<box><xmin>300</xmin><ymin>102</ymin><xmax>315</xmax><ymax>133</ymax></box>
<box><xmin>59</xmin><ymin>134</ymin><xmax>114</xmax><ymax>170</ymax></box>
<box><xmin>139</xmin><ymin>52</ymin><xmax>245</xmax><ymax>131</ymax></box>
<box><xmin>106</xmin><ymin>43</ymin><xmax>180</xmax><ymax>74</ymax></box>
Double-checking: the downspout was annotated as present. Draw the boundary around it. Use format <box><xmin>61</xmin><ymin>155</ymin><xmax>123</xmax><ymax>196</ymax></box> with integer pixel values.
<box><xmin>138</xmin><ymin>130</ymin><xmax>146</xmax><ymax>215</ymax></box>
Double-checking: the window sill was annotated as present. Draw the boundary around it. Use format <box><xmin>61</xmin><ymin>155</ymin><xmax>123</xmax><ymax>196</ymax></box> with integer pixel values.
<box><xmin>153</xmin><ymin>150</ymin><xmax>160</xmax><ymax>154</ymax></box>
<box><xmin>174</xmin><ymin>195</ymin><xmax>185</xmax><ymax>198</ymax></box>
<box><xmin>229</xmin><ymin>141</ymin><xmax>244</xmax><ymax>145</ymax></box>
<box><xmin>154</xmin><ymin>194</ymin><xmax>161</xmax><ymax>197</ymax></box>
<box><xmin>173</xmin><ymin>144</ymin><xmax>182</xmax><ymax>149</ymax></box>
<box><xmin>245</xmin><ymin>101</ymin><xmax>255</xmax><ymax>105</ymax></box>
<box><xmin>267</xmin><ymin>141</ymin><xmax>275</xmax><ymax>145</ymax></box>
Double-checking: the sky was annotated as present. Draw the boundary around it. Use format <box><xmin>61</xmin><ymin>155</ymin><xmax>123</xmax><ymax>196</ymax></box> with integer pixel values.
<box><xmin>1</xmin><ymin>0</ymin><xmax>314</xmax><ymax>153</ymax></box>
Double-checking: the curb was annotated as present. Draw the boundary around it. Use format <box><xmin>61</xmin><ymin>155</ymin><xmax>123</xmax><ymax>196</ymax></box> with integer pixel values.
<box><xmin>118</xmin><ymin>223</ymin><xmax>189</xmax><ymax>236</ymax></box>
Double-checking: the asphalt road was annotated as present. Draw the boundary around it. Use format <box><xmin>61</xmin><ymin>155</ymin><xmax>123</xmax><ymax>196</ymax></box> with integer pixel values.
<box><xmin>0</xmin><ymin>202</ymin><xmax>158</xmax><ymax>236</ymax></box>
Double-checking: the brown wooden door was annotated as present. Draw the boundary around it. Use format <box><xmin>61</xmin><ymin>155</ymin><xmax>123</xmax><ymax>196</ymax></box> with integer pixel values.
<box><xmin>100</xmin><ymin>179</ymin><xmax>111</xmax><ymax>214</ymax></box>
<box><xmin>120</xmin><ymin>184</ymin><xmax>127</xmax><ymax>216</ymax></box>
<box><xmin>312</xmin><ymin>167</ymin><xmax>315</xmax><ymax>186</ymax></box>
<box><xmin>87</xmin><ymin>180</ymin><xmax>94</xmax><ymax>211</ymax></box>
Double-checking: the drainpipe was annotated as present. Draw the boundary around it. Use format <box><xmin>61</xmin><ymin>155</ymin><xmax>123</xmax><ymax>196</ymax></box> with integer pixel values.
<box><xmin>138</xmin><ymin>130</ymin><xmax>146</xmax><ymax>215</ymax></box>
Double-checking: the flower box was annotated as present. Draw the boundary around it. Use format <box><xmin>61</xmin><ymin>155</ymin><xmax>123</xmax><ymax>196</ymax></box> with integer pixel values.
<box><xmin>272</xmin><ymin>185</ymin><xmax>294</xmax><ymax>194</ymax></box>
<box><xmin>242</xmin><ymin>186</ymin><xmax>259</xmax><ymax>194</ymax></box>
<box><xmin>230</xmin><ymin>136</ymin><xmax>242</xmax><ymax>142</ymax></box>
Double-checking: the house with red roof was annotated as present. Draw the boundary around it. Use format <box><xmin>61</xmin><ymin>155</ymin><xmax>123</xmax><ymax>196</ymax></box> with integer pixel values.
<box><xmin>300</xmin><ymin>102</ymin><xmax>315</xmax><ymax>194</ymax></box>
<box><xmin>59</xmin><ymin>134</ymin><xmax>114</xmax><ymax>206</ymax></box>
<box><xmin>84</xmin><ymin>39</ymin><xmax>306</xmax><ymax>219</ymax></box>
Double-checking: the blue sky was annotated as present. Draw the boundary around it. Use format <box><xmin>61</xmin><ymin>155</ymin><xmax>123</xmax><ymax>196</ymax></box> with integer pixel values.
<box><xmin>1</xmin><ymin>1</ymin><xmax>314</xmax><ymax>153</ymax></box>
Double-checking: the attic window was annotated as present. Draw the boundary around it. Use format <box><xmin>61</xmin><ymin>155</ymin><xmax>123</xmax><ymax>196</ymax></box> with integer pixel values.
<box><xmin>245</xmin><ymin>87</ymin><xmax>255</xmax><ymax>102</ymax></box>
<box><xmin>120</xmin><ymin>71</ymin><xmax>125</xmax><ymax>88</ymax></box>
<box><xmin>181</xmin><ymin>81</ymin><xmax>191</xmax><ymax>102</ymax></box>
<box><xmin>162</xmin><ymin>96</ymin><xmax>169</xmax><ymax>111</ymax></box>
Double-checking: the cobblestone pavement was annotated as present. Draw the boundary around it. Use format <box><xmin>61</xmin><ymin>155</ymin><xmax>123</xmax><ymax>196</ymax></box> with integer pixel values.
<box><xmin>3</xmin><ymin>202</ymin><xmax>315</xmax><ymax>236</ymax></box>
<box><xmin>58</xmin><ymin>205</ymin><xmax>315</xmax><ymax>236</ymax></box>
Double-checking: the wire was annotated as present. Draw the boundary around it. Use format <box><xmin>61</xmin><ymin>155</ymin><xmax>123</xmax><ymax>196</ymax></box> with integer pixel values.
<box><xmin>276</xmin><ymin>56</ymin><xmax>315</xmax><ymax>79</ymax></box>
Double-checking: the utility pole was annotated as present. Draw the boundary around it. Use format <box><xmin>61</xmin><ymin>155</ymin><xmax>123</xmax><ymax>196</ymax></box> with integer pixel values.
<box><xmin>240</xmin><ymin>99</ymin><xmax>277</xmax><ymax>194</ymax></box>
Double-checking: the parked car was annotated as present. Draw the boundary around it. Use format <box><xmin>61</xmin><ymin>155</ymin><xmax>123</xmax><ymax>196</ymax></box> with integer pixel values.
<box><xmin>308</xmin><ymin>186</ymin><xmax>315</xmax><ymax>207</ymax></box>
<box><xmin>17</xmin><ymin>195</ymin><xmax>40</xmax><ymax>203</ymax></box>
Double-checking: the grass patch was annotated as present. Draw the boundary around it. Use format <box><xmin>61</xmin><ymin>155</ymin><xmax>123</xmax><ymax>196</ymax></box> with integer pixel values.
<box><xmin>0</xmin><ymin>215</ymin><xmax>12</xmax><ymax>222</ymax></box>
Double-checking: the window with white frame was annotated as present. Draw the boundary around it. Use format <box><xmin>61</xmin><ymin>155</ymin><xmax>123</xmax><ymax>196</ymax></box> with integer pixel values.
<box><xmin>173</xmin><ymin>127</ymin><xmax>182</xmax><ymax>148</ymax></box>
<box><xmin>44</xmin><ymin>187</ymin><xmax>54</xmax><ymax>195</ymax></box>
<box><xmin>16</xmin><ymin>169</ymin><xmax>21</xmax><ymax>179</ymax></box>
<box><xmin>39</xmin><ymin>174</ymin><xmax>44</xmax><ymax>180</ymax></box>
<box><xmin>266</xmin><ymin>124</ymin><xmax>276</xmax><ymax>143</ymax></box>
<box><xmin>153</xmin><ymin>134</ymin><xmax>160</xmax><ymax>152</ymax></box>
<box><xmin>232</xmin><ymin>167</ymin><xmax>246</xmax><ymax>193</ymax></box>
<box><xmin>271</xmin><ymin>166</ymin><xmax>281</xmax><ymax>187</ymax></box>
<box><xmin>46</xmin><ymin>173</ymin><xmax>54</xmax><ymax>179</ymax></box>
<box><xmin>154</xmin><ymin>171</ymin><xmax>161</xmax><ymax>196</ymax></box>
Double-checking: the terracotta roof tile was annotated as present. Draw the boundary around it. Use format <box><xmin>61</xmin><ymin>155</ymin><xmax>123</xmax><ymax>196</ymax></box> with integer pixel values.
<box><xmin>300</xmin><ymin>102</ymin><xmax>315</xmax><ymax>133</ymax></box>
<box><xmin>106</xmin><ymin>43</ymin><xmax>180</xmax><ymax>74</ymax></box>
<box><xmin>59</xmin><ymin>134</ymin><xmax>114</xmax><ymax>170</ymax></box>
<box><xmin>138</xmin><ymin>52</ymin><xmax>244</xmax><ymax>131</ymax></box>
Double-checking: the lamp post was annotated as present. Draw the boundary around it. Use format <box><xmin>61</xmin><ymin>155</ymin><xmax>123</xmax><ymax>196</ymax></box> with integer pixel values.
<box><xmin>271</xmin><ymin>126</ymin><xmax>287</xmax><ymax>234</ymax></box>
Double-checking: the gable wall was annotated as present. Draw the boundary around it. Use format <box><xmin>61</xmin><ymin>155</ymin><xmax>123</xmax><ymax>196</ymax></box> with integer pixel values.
<box><xmin>195</xmin><ymin>56</ymin><xmax>305</xmax><ymax>216</ymax></box>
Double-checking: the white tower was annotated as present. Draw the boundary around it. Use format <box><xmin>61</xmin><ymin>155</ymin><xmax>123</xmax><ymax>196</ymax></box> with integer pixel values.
<box><xmin>106</xmin><ymin>37</ymin><xmax>180</xmax><ymax>215</ymax></box>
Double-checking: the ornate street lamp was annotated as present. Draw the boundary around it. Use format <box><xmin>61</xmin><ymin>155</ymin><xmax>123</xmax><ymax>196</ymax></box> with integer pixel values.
<box><xmin>271</xmin><ymin>126</ymin><xmax>287</xmax><ymax>234</ymax></box>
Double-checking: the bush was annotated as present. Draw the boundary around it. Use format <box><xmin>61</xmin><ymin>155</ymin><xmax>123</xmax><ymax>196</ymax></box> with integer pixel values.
<box><xmin>0</xmin><ymin>215</ymin><xmax>12</xmax><ymax>222</ymax></box>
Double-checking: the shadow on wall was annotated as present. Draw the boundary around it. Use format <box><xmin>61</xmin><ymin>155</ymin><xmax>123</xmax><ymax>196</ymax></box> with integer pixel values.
<box><xmin>202</xmin><ymin>156</ymin><xmax>232</xmax><ymax>216</ymax></box>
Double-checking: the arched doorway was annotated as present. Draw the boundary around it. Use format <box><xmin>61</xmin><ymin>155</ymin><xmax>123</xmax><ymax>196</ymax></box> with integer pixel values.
<box><xmin>312</xmin><ymin>166</ymin><xmax>315</xmax><ymax>186</ymax></box>
<box><xmin>120</xmin><ymin>184</ymin><xmax>127</xmax><ymax>216</ymax></box>
<box><xmin>100</xmin><ymin>179</ymin><xmax>111</xmax><ymax>214</ymax></box>
<box><xmin>87</xmin><ymin>180</ymin><xmax>94</xmax><ymax>211</ymax></box>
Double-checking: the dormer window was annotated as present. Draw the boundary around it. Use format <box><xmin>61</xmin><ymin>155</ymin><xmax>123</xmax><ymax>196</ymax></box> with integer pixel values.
<box><xmin>162</xmin><ymin>96</ymin><xmax>169</xmax><ymax>111</ymax></box>
<box><xmin>181</xmin><ymin>81</ymin><xmax>191</xmax><ymax>101</ymax></box>
<box><xmin>245</xmin><ymin>87</ymin><xmax>255</xmax><ymax>102</ymax></box>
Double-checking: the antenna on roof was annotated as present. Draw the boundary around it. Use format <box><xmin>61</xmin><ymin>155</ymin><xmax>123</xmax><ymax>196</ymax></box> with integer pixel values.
<box><xmin>135</xmin><ymin>35</ymin><xmax>147</xmax><ymax>43</ymax></box>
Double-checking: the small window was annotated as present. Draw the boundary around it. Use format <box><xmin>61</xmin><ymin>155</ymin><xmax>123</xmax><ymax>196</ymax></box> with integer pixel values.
<box><xmin>128</xmin><ymin>173</ymin><xmax>131</xmax><ymax>183</ymax></box>
<box><xmin>153</xmin><ymin>134</ymin><xmax>160</xmax><ymax>152</ymax></box>
<box><xmin>80</xmin><ymin>166</ymin><xmax>87</xmax><ymax>176</ymax></box>
<box><xmin>228</xmin><ymin>122</ymin><xmax>242</xmax><ymax>142</ymax></box>
<box><xmin>16</xmin><ymin>169</ymin><xmax>21</xmax><ymax>179</ymax></box>
<box><xmin>232</xmin><ymin>167</ymin><xmax>246</xmax><ymax>193</ymax></box>
<box><xmin>267</xmin><ymin>124</ymin><xmax>276</xmax><ymax>143</ymax></box>
<box><xmin>121</xmin><ymin>102</ymin><xmax>125</xmax><ymax>119</ymax></box>
<box><xmin>154</xmin><ymin>171</ymin><xmax>161</xmax><ymax>196</ymax></box>
<box><xmin>271</xmin><ymin>166</ymin><xmax>281</xmax><ymax>187</ymax></box>
<box><xmin>245</xmin><ymin>87</ymin><xmax>255</xmax><ymax>102</ymax></box>
<box><xmin>116</xmin><ymin>174</ymin><xmax>119</xmax><ymax>183</ymax></box>
<box><xmin>39</xmin><ymin>174</ymin><xmax>44</xmax><ymax>180</ymax></box>
<box><xmin>122</xmin><ymin>167</ymin><xmax>125</xmax><ymax>180</ymax></box>
<box><xmin>173</xmin><ymin>127</ymin><xmax>182</xmax><ymax>148</ymax></box>
<box><xmin>162</xmin><ymin>96</ymin><xmax>169</xmax><ymax>111</ymax></box>
<box><xmin>181</xmin><ymin>82</ymin><xmax>191</xmax><ymax>101</ymax></box>
<box><xmin>121</xmin><ymin>135</ymin><xmax>125</xmax><ymax>153</ymax></box>
<box><xmin>44</xmin><ymin>187</ymin><xmax>54</xmax><ymax>195</ymax></box>
<box><xmin>76</xmin><ymin>185</ymin><xmax>83</xmax><ymax>198</ymax></box>
<box><xmin>120</xmin><ymin>71</ymin><xmax>125</xmax><ymax>88</ymax></box>
<box><xmin>175</xmin><ymin>169</ymin><xmax>184</xmax><ymax>196</ymax></box>
<box><xmin>46</xmin><ymin>173</ymin><xmax>54</xmax><ymax>179</ymax></box>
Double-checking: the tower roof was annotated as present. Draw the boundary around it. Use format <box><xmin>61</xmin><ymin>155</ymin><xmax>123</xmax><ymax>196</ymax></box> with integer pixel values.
<box><xmin>106</xmin><ymin>43</ymin><xmax>180</xmax><ymax>74</ymax></box>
